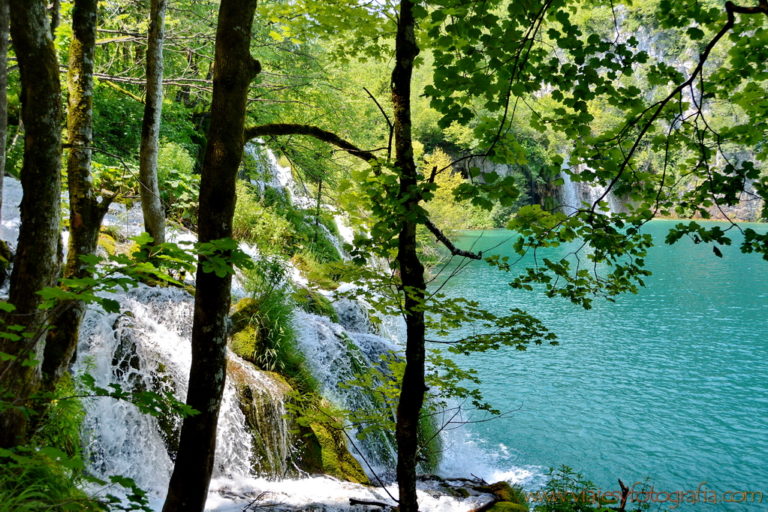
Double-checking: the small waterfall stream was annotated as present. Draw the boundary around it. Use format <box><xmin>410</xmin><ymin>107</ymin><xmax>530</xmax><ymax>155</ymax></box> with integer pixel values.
<box><xmin>559</xmin><ymin>164</ymin><xmax>626</xmax><ymax>215</ymax></box>
<box><xmin>73</xmin><ymin>285</ymin><xmax>263</xmax><ymax>498</ymax></box>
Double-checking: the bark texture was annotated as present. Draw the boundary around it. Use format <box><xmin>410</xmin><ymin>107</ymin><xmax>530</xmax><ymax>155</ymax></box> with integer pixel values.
<box><xmin>138</xmin><ymin>0</ymin><xmax>167</xmax><ymax>244</ymax></box>
<box><xmin>391</xmin><ymin>1</ymin><xmax>426</xmax><ymax>511</ymax></box>
<box><xmin>42</xmin><ymin>0</ymin><xmax>110</xmax><ymax>387</ymax></box>
<box><xmin>0</xmin><ymin>0</ymin><xmax>8</xmax><ymax>222</ymax></box>
<box><xmin>161</xmin><ymin>0</ymin><xmax>260</xmax><ymax>509</ymax></box>
<box><xmin>0</xmin><ymin>0</ymin><xmax>62</xmax><ymax>447</ymax></box>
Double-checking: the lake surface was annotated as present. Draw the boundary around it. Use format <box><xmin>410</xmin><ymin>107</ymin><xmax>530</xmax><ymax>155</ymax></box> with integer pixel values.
<box><xmin>432</xmin><ymin>221</ymin><xmax>768</xmax><ymax>510</ymax></box>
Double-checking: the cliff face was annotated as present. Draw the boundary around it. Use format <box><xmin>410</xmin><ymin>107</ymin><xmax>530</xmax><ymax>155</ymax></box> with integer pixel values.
<box><xmin>704</xmin><ymin>178</ymin><xmax>765</xmax><ymax>222</ymax></box>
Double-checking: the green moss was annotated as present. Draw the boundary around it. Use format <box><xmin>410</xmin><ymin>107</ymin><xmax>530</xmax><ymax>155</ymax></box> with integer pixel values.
<box><xmin>475</xmin><ymin>482</ymin><xmax>529</xmax><ymax>511</ymax></box>
<box><xmin>292</xmin><ymin>287</ymin><xmax>339</xmax><ymax>322</ymax></box>
<box><xmin>417</xmin><ymin>404</ymin><xmax>443</xmax><ymax>473</ymax></box>
<box><xmin>100</xmin><ymin>224</ymin><xmax>123</xmax><ymax>241</ymax></box>
<box><xmin>450</xmin><ymin>487</ymin><xmax>471</xmax><ymax>498</ymax></box>
<box><xmin>488</xmin><ymin>503</ymin><xmax>529</xmax><ymax>512</ymax></box>
<box><xmin>293</xmin><ymin>401</ymin><xmax>368</xmax><ymax>485</ymax></box>
<box><xmin>230</xmin><ymin>325</ymin><xmax>262</xmax><ymax>362</ymax></box>
<box><xmin>292</xmin><ymin>253</ymin><xmax>341</xmax><ymax>290</ymax></box>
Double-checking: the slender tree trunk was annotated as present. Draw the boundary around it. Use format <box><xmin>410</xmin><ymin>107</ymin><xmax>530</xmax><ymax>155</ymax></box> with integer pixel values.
<box><xmin>138</xmin><ymin>0</ymin><xmax>167</xmax><ymax>244</ymax></box>
<box><xmin>0</xmin><ymin>0</ymin><xmax>8</xmax><ymax>222</ymax></box>
<box><xmin>0</xmin><ymin>0</ymin><xmax>62</xmax><ymax>448</ymax></box>
<box><xmin>391</xmin><ymin>1</ymin><xmax>425</xmax><ymax>511</ymax></box>
<box><xmin>161</xmin><ymin>0</ymin><xmax>260</xmax><ymax>509</ymax></box>
<box><xmin>42</xmin><ymin>0</ymin><xmax>110</xmax><ymax>387</ymax></box>
<box><xmin>50</xmin><ymin>0</ymin><xmax>60</xmax><ymax>38</ymax></box>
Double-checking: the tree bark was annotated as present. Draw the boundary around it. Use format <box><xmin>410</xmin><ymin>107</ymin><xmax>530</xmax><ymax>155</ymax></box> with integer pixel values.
<box><xmin>391</xmin><ymin>1</ymin><xmax>425</xmax><ymax>511</ymax></box>
<box><xmin>0</xmin><ymin>0</ymin><xmax>8</xmax><ymax>222</ymax></box>
<box><xmin>138</xmin><ymin>0</ymin><xmax>167</xmax><ymax>244</ymax></box>
<box><xmin>50</xmin><ymin>0</ymin><xmax>60</xmax><ymax>38</ymax></box>
<box><xmin>161</xmin><ymin>0</ymin><xmax>260</xmax><ymax>509</ymax></box>
<box><xmin>0</xmin><ymin>0</ymin><xmax>62</xmax><ymax>448</ymax></box>
<box><xmin>42</xmin><ymin>0</ymin><xmax>110</xmax><ymax>387</ymax></box>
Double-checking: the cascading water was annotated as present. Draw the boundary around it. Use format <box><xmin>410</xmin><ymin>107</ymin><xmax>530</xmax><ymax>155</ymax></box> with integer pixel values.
<box><xmin>292</xmin><ymin>310</ymin><xmax>401</xmax><ymax>474</ymax></box>
<box><xmin>559</xmin><ymin>169</ymin><xmax>581</xmax><ymax>216</ymax></box>
<box><xmin>73</xmin><ymin>286</ymin><xmax>262</xmax><ymax>501</ymax></box>
<box><xmin>559</xmin><ymin>164</ymin><xmax>625</xmax><ymax>215</ymax></box>
<box><xmin>0</xmin><ymin>156</ymin><xmax>521</xmax><ymax>510</ymax></box>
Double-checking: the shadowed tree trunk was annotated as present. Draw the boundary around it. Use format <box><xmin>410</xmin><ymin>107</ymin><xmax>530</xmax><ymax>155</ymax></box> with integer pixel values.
<box><xmin>161</xmin><ymin>0</ymin><xmax>260</xmax><ymax>509</ymax></box>
<box><xmin>42</xmin><ymin>0</ymin><xmax>112</xmax><ymax>387</ymax></box>
<box><xmin>0</xmin><ymin>0</ymin><xmax>62</xmax><ymax>448</ymax></box>
<box><xmin>0</xmin><ymin>0</ymin><xmax>8</xmax><ymax>222</ymax></box>
<box><xmin>138</xmin><ymin>0</ymin><xmax>167</xmax><ymax>244</ymax></box>
<box><xmin>50</xmin><ymin>0</ymin><xmax>60</xmax><ymax>37</ymax></box>
<box><xmin>391</xmin><ymin>1</ymin><xmax>426</xmax><ymax>511</ymax></box>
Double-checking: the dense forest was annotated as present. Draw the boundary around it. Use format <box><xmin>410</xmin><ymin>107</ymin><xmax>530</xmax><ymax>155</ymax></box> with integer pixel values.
<box><xmin>0</xmin><ymin>0</ymin><xmax>766</xmax><ymax>511</ymax></box>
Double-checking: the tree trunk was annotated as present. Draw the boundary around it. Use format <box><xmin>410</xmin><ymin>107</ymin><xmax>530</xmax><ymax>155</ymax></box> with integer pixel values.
<box><xmin>138</xmin><ymin>0</ymin><xmax>167</xmax><ymax>244</ymax></box>
<box><xmin>50</xmin><ymin>0</ymin><xmax>61</xmax><ymax>38</ymax></box>
<box><xmin>0</xmin><ymin>0</ymin><xmax>62</xmax><ymax>448</ymax></box>
<box><xmin>0</xmin><ymin>0</ymin><xmax>8</xmax><ymax>222</ymax></box>
<box><xmin>161</xmin><ymin>0</ymin><xmax>260</xmax><ymax>510</ymax></box>
<box><xmin>391</xmin><ymin>1</ymin><xmax>425</xmax><ymax>511</ymax></box>
<box><xmin>42</xmin><ymin>0</ymin><xmax>110</xmax><ymax>387</ymax></box>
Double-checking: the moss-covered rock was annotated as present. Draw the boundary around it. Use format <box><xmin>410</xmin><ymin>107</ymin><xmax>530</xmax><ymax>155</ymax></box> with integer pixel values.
<box><xmin>475</xmin><ymin>481</ymin><xmax>529</xmax><ymax>511</ymax></box>
<box><xmin>294</xmin><ymin>402</ymin><xmax>368</xmax><ymax>484</ymax></box>
<box><xmin>229</xmin><ymin>298</ymin><xmax>265</xmax><ymax>364</ymax></box>
<box><xmin>292</xmin><ymin>287</ymin><xmax>339</xmax><ymax>322</ymax></box>
<box><xmin>228</xmin><ymin>357</ymin><xmax>295</xmax><ymax>477</ymax></box>
<box><xmin>0</xmin><ymin>239</ymin><xmax>13</xmax><ymax>289</ymax></box>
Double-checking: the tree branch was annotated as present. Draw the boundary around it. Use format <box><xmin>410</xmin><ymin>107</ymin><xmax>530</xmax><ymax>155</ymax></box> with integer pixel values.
<box><xmin>244</xmin><ymin>123</ymin><xmax>379</xmax><ymax>162</ymax></box>
<box><xmin>423</xmin><ymin>218</ymin><xmax>483</xmax><ymax>260</ymax></box>
<box><xmin>590</xmin><ymin>0</ymin><xmax>768</xmax><ymax>213</ymax></box>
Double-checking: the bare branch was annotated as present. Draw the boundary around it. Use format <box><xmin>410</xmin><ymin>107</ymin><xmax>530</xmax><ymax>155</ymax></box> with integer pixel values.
<box><xmin>423</xmin><ymin>218</ymin><xmax>482</xmax><ymax>260</ymax></box>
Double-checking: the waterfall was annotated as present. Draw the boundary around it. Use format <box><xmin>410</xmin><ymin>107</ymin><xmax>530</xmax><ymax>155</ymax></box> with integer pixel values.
<box><xmin>558</xmin><ymin>164</ymin><xmax>625</xmax><ymax>215</ymax></box>
<box><xmin>292</xmin><ymin>310</ymin><xmax>399</xmax><ymax>474</ymax></box>
<box><xmin>0</xmin><ymin>161</ymin><xmax>533</xmax><ymax>510</ymax></box>
<box><xmin>559</xmin><ymin>169</ymin><xmax>580</xmax><ymax>216</ymax></box>
<box><xmin>69</xmin><ymin>282</ymin><xmax>502</xmax><ymax>511</ymax></box>
<box><xmin>73</xmin><ymin>285</ymin><xmax>293</xmax><ymax>503</ymax></box>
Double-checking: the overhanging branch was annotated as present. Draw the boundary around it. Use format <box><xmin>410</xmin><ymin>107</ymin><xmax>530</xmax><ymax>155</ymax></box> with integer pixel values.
<box><xmin>244</xmin><ymin>123</ymin><xmax>379</xmax><ymax>162</ymax></box>
<box><xmin>246</xmin><ymin>123</ymin><xmax>482</xmax><ymax>261</ymax></box>
<box><xmin>423</xmin><ymin>218</ymin><xmax>483</xmax><ymax>260</ymax></box>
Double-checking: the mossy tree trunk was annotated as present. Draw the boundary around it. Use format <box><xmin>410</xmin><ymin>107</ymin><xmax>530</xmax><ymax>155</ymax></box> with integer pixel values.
<box><xmin>391</xmin><ymin>1</ymin><xmax>426</xmax><ymax>511</ymax></box>
<box><xmin>0</xmin><ymin>0</ymin><xmax>8</xmax><ymax>223</ymax></box>
<box><xmin>42</xmin><ymin>0</ymin><xmax>112</xmax><ymax>387</ymax></box>
<box><xmin>161</xmin><ymin>0</ymin><xmax>260</xmax><ymax>509</ymax></box>
<box><xmin>0</xmin><ymin>0</ymin><xmax>62</xmax><ymax>448</ymax></box>
<box><xmin>138</xmin><ymin>0</ymin><xmax>167</xmax><ymax>244</ymax></box>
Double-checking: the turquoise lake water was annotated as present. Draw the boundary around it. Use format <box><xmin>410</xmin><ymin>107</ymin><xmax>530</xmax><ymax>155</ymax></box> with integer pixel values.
<box><xmin>433</xmin><ymin>221</ymin><xmax>768</xmax><ymax>510</ymax></box>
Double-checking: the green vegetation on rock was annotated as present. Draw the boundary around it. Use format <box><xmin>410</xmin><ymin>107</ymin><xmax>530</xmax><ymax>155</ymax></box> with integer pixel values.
<box><xmin>292</xmin><ymin>287</ymin><xmax>339</xmax><ymax>322</ymax></box>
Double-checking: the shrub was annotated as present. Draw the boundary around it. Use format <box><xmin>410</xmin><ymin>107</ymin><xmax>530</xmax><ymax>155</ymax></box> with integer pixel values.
<box><xmin>232</xmin><ymin>260</ymin><xmax>318</xmax><ymax>393</ymax></box>
<box><xmin>233</xmin><ymin>181</ymin><xmax>294</xmax><ymax>253</ymax></box>
<box><xmin>157</xmin><ymin>142</ymin><xmax>200</xmax><ymax>227</ymax></box>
